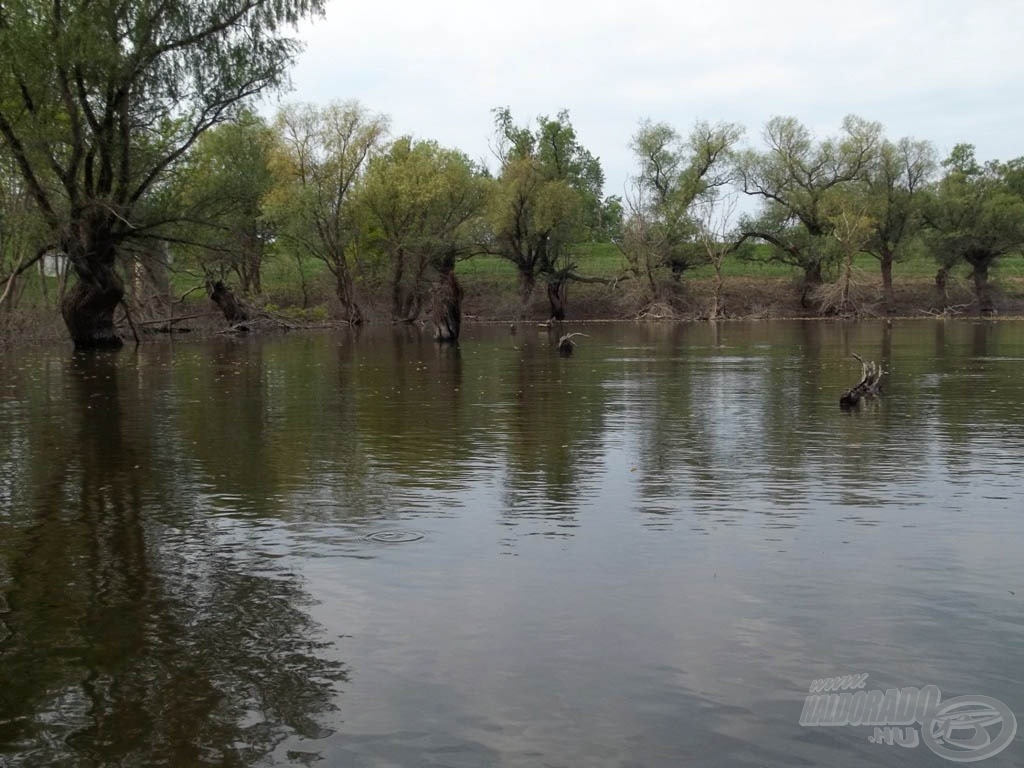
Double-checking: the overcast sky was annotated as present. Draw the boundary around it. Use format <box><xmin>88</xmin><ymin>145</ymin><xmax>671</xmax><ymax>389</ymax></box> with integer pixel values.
<box><xmin>274</xmin><ymin>0</ymin><xmax>1024</xmax><ymax>198</ymax></box>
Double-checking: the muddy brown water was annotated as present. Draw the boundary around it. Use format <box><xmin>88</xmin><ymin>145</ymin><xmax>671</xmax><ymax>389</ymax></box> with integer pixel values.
<box><xmin>1</xmin><ymin>320</ymin><xmax>1023</xmax><ymax>767</ymax></box>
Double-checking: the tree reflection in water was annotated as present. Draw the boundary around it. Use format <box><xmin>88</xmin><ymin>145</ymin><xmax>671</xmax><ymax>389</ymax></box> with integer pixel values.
<box><xmin>0</xmin><ymin>351</ymin><xmax>346</xmax><ymax>767</ymax></box>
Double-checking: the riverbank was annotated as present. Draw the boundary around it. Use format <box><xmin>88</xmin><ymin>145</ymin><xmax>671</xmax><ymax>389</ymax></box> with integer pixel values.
<box><xmin>4</xmin><ymin>272</ymin><xmax>1024</xmax><ymax>349</ymax></box>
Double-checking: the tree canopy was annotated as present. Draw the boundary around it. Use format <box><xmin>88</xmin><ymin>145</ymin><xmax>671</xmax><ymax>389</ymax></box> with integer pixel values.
<box><xmin>0</xmin><ymin>0</ymin><xmax>325</xmax><ymax>346</ymax></box>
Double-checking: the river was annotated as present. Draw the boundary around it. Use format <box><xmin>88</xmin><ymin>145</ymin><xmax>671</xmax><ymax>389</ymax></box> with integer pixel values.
<box><xmin>1</xmin><ymin>320</ymin><xmax>1022</xmax><ymax>766</ymax></box>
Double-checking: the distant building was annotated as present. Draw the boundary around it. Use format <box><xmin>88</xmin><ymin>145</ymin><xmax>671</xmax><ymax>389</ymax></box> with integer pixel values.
<box><xmin>41</xmin><ymin>251</ymin><xmax>67</xmax><ymax>278</ymax></box>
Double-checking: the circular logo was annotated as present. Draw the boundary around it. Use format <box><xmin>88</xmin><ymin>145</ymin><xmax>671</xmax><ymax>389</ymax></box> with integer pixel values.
<box><xmin>922</xmin><ymin>695</ymin><xmax>1017</xmax><ymax>763</ymax></box>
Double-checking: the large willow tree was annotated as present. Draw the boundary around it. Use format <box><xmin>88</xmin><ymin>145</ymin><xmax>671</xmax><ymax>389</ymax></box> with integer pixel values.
<box><xmin>0</xmin><ymin>0</ymin><xmax>324</xmax><ymax>347</ymax></box>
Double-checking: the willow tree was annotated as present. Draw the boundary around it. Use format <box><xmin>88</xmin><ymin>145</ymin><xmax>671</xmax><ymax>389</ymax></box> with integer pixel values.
<box><xmin>623</xmin><ymin>119</ymin><xmax>742</xmax><ymax>303</ymax></box>
<box><xmin>737</xmin><ymin>115</ymin><xmax>881</xmax><ymax>304</ymax></box>
<box><xmin>0</xmin><ymin>0</ymin><xmax>323</xmax><ymax>348</ymax></box>
<box><xmin>267</xmin><ymin>101</ymin><xmax>388</xmax><ymax>325</ymax></box>
<box><xmin>170</xmin><ymin>111</ymin><xmax>278</xmax><ymax>296</ymax></box>
<box><xmin>488</xmin><ymin>108</ymin><xmax>605</xmax><ymax>321</ymax></box>
<box><xmin>925</xmin><ymin>145</ymin><xmax>1024</xmax><ymax>314</ymax></box>
<box><xmin>356</xmin><ymin>137</ymin><xmax>488</xmax><ymax>339</ymax></box>
<box><xmin>861</xmin><ymin>137</ymin><xmax>936</xmax><ymax>309</ymax></box>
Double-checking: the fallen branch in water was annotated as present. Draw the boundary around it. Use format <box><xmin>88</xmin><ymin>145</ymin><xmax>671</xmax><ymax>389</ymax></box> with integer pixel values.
<box><xmin>557</xmin><ymin>332</ymin><xmax>588</xmax><ymax>356</ymax></box>
<box><xmin>840</xmin><ymin>353</ymin><xmax>885</xmax><ymax>409</ymax></box>
<box><xmin>136</xmin><ymin>312</ymin><xmax>215</xmax><ymax>326</ymax></box>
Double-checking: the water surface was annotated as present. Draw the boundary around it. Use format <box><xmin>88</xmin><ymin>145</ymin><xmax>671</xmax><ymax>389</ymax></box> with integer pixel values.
<box><xmin>1</xmin><ymin>320</ymin><xmax>1023</xmax><ymax>767</ymax></box>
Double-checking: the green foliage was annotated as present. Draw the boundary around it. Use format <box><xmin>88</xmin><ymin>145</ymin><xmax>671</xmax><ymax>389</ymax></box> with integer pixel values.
<box><xmin>169</xmin><ymin>111</ymin><xmax>277</xmax><ymax>293</ymax></box>
<box><xmin>925</xmin><ymin>145</ymin><xmax>1024</xmax><ymax>292</ymax></box>
<box><xmin>0</xmin><ymin>0</ymin><xmax>324</xmax><ymax>246</ymax></box>
<box><xmin>356</xmin><ymin>136</ymin><xmax>489</xmax><ymax>320</ymax></box>
<box><xmin>623</xmin><ymin>119</ymin><xmax>743</xmax><ymax>294</ymax></box>
<box><xmin>265</xmin><ymin>100</ymin><xmax>388</xmax><ymax>322</ymax></box>
<box><xmin>488</xmin><ymin>107</ymin><xmax>606</xmax><ymax>317</ymax></box>
<box><xmin>738</xmin><ymin>115</ymin><xmax>882</xmax><ymax>286</ymax></box>
<box><xmin>0</xmin><ymin>0</ymin><xmax>325</xmax><ymax>342</ymax></box>
<box><xmin>0</xmin><ymin>151</ymin><xmax>49</xmax><ymax>282</ymax></box>
<box><xmin>860</xmin><ymin>137</ymin><xmax>936</xmax><ymax>261</ymax></box>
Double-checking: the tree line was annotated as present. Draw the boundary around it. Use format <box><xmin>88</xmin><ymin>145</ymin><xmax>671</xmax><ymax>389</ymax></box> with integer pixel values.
<box><xmin>1</xmin><ymin>1</ymin><xmax>1023</xmax><ymax>348</ymax></box>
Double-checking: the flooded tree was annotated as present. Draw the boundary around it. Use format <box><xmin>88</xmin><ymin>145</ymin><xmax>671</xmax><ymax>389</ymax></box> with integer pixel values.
<box><xmin>0</xmin><ymin>0</ymin><xmax>325</xmax><ymax>348</ymax></box>
<box><xmin>356</xmin><ymin>137</ymin><xmax>488</xmax><ymax>337</ymax></box>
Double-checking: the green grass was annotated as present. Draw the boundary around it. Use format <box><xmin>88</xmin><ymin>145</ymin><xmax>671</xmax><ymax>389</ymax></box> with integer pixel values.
<box><xmin>8</xmin><ymin>241</ymin><xmax>1024</xmax><ymax>314</ymax></box>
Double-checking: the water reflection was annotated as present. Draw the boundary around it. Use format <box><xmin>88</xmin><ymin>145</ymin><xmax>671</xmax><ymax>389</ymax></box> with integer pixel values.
<box><xmin>0</xmin><ymin>351</ymin><xmax>345</xmax><ymax>766</ymax></box>
<box><xmin>1</xmin><ymin>320</ymin><xmax>1023</xmax><ymax>767</ymax></box>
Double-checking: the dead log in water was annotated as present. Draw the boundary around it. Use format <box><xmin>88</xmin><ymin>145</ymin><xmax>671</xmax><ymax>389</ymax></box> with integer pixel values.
<box><xmin>557</xmin><ymin>332</ymin><xmax>587</xmax><ymax>356</ymax></box>
<box><xmin>840</xmin><ymin>353</ymin><xmax>884</xmax><ymax>409</ymax></box>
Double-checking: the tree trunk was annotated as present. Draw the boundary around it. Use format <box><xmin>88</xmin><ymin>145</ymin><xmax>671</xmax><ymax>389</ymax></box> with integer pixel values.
<box><xmin>61</xmin><ymin>228</ymin><xmax>125</xmax><ymax>349</ymax></box>
<box><xmin>390</xmin><ymin>248</ymin><xmax>407</xmax><ymax>321</ymax></box>
<box><xmin>935</xmin><ymin>265</ymin><xmax>949</xmax><ymax>307</ymax></box>
<box><xmin>431</xmin><ymin>269</ymin><xmax>463</xmax><ymax>343</ymax></box>
<box><xmin>839</xmin><ymin>354</ymin><xmax>884</xmax><ymax>409</ymax></box>
<box><xmin>972</xmin><ymin>260</ymin><xmax>994</xmax><ymax>315</ymax></box>
<box><xmin>517</xmin><ymin>268</ymin><xmax>535</xmax><ymax>320</ymax></box>
<box><xmin>711</xmin><ymin>263</ymin><xmax>724</xmax><ymax>320</ymax></box>
<box><xmin>335</xmin><ymin>275</ymin><xmax>363</xmax><ymax>325</ymax></box>
<box><xmin>546</xmin><ymin>278</ymin><xmax>567</xmax><ymax>322</ymax></box>
<box><xmin>208</xmin><ymin>280</ymin><xmax>249</xmax><ymax>323</ymax></box>
<box><xmin>800</xmin><ymin>261</ymin><xmax>823</xmax><ymax>308</ymax></box>
<box><xmin>880</xmin><ymin>250</ymin><xmax>895</xmax><ymax>311</ymax></box>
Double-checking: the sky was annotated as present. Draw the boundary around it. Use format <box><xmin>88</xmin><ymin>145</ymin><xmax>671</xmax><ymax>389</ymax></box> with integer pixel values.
<box><xmin>273</xmin><ymin>0</ymin><xmax>1024</xmax><ymax>198</ymax></box>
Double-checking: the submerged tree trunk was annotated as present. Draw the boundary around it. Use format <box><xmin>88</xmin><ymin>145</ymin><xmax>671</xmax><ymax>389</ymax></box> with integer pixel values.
<box><xmin>208</xmin><ymin>280</ymin><xmax>249</xmax><ymax>323</ymax></box>
<box><xmin>61</xmin><ymin>225</ymin><xmax>124</xmax><ymax>349</ymax></box>
<box><xmin>840</xmin><ymin>353</ymin><xmax>884</xmax><ymax>409</ymax></box>
<box><xmin>431</xmin><ymin>269</ymin><xmax>463</xmax><ymax>343</ymax></box>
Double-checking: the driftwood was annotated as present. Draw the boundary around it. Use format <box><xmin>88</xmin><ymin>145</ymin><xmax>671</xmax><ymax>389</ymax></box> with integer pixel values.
<box><xmin>557</xmin><ymin>332</ymin><xmax>588</xmax><ymax>356</ymax></box>
<box><xmin>840</xmin><ymin>353</ymin><xmax>885</xmax><ymax>409</ymax></box>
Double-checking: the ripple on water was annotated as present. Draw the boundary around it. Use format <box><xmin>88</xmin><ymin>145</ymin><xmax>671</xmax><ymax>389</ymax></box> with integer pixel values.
<box><xmin>363</xmin><ymin>530</ymin><xmax>425</xmax><ymax>544</ymax></box>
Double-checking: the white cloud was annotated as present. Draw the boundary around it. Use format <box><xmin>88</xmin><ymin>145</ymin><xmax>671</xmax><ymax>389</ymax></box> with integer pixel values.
<box><xmin>272</xmin><ymin>0</ymin><xmax>1024</xmax><ymax>193</ymax></box>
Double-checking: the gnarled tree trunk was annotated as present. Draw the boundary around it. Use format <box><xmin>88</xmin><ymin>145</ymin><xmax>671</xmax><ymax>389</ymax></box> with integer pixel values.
<box><xmin>840</xmin><ymin>354</ymin><xmax>884</xmax><ymax>409</ymax></box>
<box><xmin>60</xmin><ymin>222</ymin><xmax>124</xmax><ymax>349</ymax></box>
<box><xmin>335</xmin><ymin>278</ymin><xmax>363</xmax><ymax>326</ymax></box>
<box><xmin>546</xmin><ymin>278</ymin><xmax>567</xmax><ymax>322</ymax></box>
<box><xmin>800</xmin><ymin>261</ymin><xmax>823</xmax><ymax>308</ymax></box>
<box><xmin>431</xmin><ymin>269</ymin><xmax>463</xmax><ymax>343</ymax></box>
<box><xmin>208</xmin><ymin>280</ymin><xmax>249</xmax><ymax>323</ymax></box>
